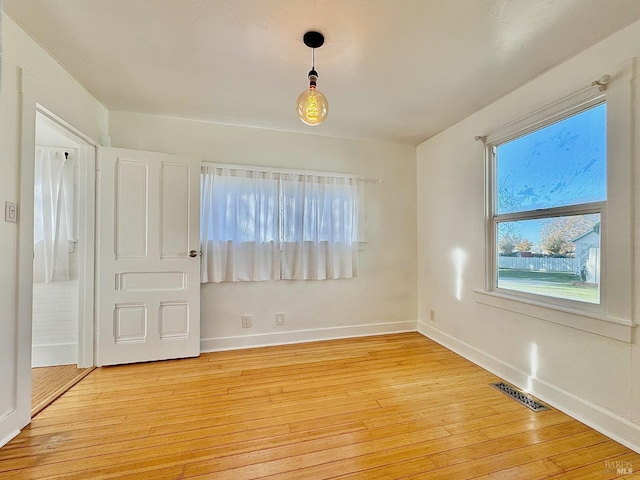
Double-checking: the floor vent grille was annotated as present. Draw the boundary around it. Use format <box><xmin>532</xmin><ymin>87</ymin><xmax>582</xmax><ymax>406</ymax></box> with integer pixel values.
<box><xmin>490</xmin><ymin>382</ymin><xmax>549</xmax><ymax>412</ymax></box>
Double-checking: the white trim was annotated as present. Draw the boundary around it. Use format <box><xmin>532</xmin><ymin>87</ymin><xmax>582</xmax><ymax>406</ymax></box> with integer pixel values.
<box><xmin>474</xmin><ymin>289</ymin><xmax>635</xmax><ymax>342</ymax></box>
<box><xmin>12</xmin><ymin>68</ymin><xmax>37</xmax><ymax>445</ymax></box>
<box><xmin>494</xmin><ymin>202</ymin><xmax>606</xmax><ymax>223</ymax></box>
<box><xmin>36</xmin><ymin>106</ymin><xmax>97</xmax><ymax>147</ymax></box>
<box><xmin>75</xmin><ymin>144</ymin><xmax>96</xmax><ymax>368</ymax></box>
<box><xmin>31</xmin><ymin>343</ymin><xmax>77</xmax><ymax>367</ymax></box>
<box><xmin>417</xmin><ymin>323</ymin><xmax>640</xmax><ymax>454</ymax></box>
<box><xmin>200</xmin><ymin>321</ymin><xmax>416</xmax><ymax>352</ymax></box>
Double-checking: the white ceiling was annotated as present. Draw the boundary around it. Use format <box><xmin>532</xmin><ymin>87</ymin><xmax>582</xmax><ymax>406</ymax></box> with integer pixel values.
<box><xmin>5</xmin><ymin>0</ymin><xmax>640</xmax><ymax>145</ymax></box>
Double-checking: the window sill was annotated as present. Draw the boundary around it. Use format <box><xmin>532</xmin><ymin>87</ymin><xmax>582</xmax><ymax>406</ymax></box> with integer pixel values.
<box><xmin>474</xmin><ymin>289</ymin><xmax>635</xmax><ymax>343</ymax></box>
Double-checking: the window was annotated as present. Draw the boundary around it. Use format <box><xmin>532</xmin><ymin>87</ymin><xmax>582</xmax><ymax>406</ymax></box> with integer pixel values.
<box><xmin>200</xmin><ymin>164</ymin><xmax>359</xmax><ymax>282</ymax></box>
<box><xmin>489</xmin><ymin>101</ymin><xmax>606</xmax><ymax>305</ymax></box>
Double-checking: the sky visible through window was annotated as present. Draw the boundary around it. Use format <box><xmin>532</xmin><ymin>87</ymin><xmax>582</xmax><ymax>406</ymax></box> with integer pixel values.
<box><xmin>496</xmin><ymin>103</ymin><xmax>606</xmax><ymax>250</ymax></box>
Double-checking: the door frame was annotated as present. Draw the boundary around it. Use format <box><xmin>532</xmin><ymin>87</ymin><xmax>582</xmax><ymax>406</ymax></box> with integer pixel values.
<box><xmin>33</xmin><ymin>109</ymin><xmax>97</xmax><ymax>367</ymax></box>
<box><xmin>1</xmin><ymin>67</ymin><xmax>102</xmax><ymax>447</ymax></box>
<box><xmin>18</xmin><ymin>75</ymin><xmax>99</xmax><ymax>376</ymax></box>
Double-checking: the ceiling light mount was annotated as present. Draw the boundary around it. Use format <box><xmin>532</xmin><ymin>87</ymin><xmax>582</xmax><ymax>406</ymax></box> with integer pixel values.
<box><xmin>303</xmin><ymin>31</ymin><xmax>325</xmax><ymax>49</ymax></box>
<box><xmin>296</xmin><ymin>30</ymin><xmax>329</xmax><ymax>126</ymax></box>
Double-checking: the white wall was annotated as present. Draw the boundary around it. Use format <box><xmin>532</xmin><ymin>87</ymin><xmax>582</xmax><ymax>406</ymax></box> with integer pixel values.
<box><xmin>109</xmin><ymin>111</ymin><xmax>418</xmax><ymax>350</ymax></box>
<box><xmin>417</xmin><ymin>20</ymin><xmax>640</xmax><ymax>452</ymax></box>
<box><xmin>31</xmin><ymin>279</ymin><xmax>78</xmax><ymax>366</ymax></box>
<box><xmin>0</xmin><ymin>14</ymin><xmax>108</xmax><ymax>445</ymax></box>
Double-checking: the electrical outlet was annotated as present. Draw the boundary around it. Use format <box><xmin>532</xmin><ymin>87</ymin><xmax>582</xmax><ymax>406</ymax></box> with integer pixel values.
<box><xmin>275</xmin><ymin>313</ymin><xmax>285</xmax><ymax>326</ymax></box>
<box><xmin>242</xmin><ymin>315</ymin><xmax>252</xmax><ymax>328</ymax></box>
<box><xmin>430</xmin><ymin>310</ymin><xmax>436</xmax><ymax>322</ymax></box>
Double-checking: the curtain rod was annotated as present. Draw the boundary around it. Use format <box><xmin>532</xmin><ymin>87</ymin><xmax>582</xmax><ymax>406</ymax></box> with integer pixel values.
<box><xmin>202</xmin><ymin>162</ymin><xmax>381</xmax><ymax>184</ymax></box>
<box><xmin>36</xmin><ymin>145</ymin><xmax>77</xmax><ymax>152</ymax></box>
<box><xmin>475</xmin><ymin>74</ymin><xmax>610</xmax><ymax>142</ymax></box>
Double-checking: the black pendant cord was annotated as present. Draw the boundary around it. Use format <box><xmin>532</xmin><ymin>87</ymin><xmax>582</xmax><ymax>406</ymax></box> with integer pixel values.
<box><xmin>308</xmin><ymin>48</ymin><xmax>317</xmax><ymax>79</ymax></box>
<box><xmin>303</xmin><ymin>31</ymin><xmax>324</xmax><ymax>80</ymax></box>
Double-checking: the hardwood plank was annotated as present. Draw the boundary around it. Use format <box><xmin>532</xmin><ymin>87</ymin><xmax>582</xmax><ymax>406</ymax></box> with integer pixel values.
<box><xmin>257</xmin><ymin>432</ymin><xmax>490</xmax><ymax>480</ymax></box>
<box><xmin>488</xmin><ymin>458</ymin><xmax>564</xmax><ymax>479</ymax></box>
<box><xmin>31</xmin><ymin>365</ymin><xmax>94</xmax><ymax>417</ymax></box>
<box><xmin>546</xmin><ymin>451</ymin><xmax>639</xmax><ymax>479</ymax></box>
<box><xmin>428</xmin><ymin>421</ymin><xmax>592</xmax><ymax>469</ymax></box>
<box><xmin>1</xmin><ymin>333</ymin><xmax>637</xmax><ymax>479</ymax></box>
<box><xmin>549</xmin><ymin>440</ymin><xmax>631</xmax><ymax>470</ymax></box>
<box><xmin>406</xmin><ymin>431</ymin><xmax>611</xmax><ymax>479</ymax></box>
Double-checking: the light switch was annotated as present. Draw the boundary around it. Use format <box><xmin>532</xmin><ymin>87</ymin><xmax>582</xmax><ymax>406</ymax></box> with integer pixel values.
<box><xmin>5</xmin><ymin>202</ymin><xmax>17</xmax><ymax>223</ymax></box>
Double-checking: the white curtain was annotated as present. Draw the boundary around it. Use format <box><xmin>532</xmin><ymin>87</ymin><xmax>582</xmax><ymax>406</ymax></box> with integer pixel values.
<box><xmin>200</xmin><ymin>165</ymin><xmax>280</xmax><ymax>282</ymax></box>
<box><xmin>33</xmin><ymin>147</ymin><xmax>75</xmax><ymax>283</ymax></box>
<box><xmin>280</xmin><ymin>173</ymin><xmax>359</xmax><ymax>280</ymax></box>
<box><xmin>200</xmin><ymin>165</ymin><xmax>359</xmax><ymax>283</ymax></box>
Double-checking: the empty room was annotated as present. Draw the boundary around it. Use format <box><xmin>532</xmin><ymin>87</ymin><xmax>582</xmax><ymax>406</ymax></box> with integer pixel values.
<box><xmin>0</xmin><ymin>1</ymin><xmax>639</xmax><ymax>478</ymax></box>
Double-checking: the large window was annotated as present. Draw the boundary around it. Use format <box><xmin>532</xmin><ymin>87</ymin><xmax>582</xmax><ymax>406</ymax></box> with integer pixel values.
<box><xmin>200</xmin><ymin>164</ymin><xmax>360</xmax><ymax>283</ymax></box>
<box><xmin>490</xmin><ymin>101</ymin><xmax>606</xmax><ymax>305</ymax></box>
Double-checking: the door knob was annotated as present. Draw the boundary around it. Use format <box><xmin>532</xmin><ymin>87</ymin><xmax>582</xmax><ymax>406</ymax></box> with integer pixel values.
<box><xmin>189</xmin><ymin>250</ymin><xmax>199</xmax><ymax>257</ymax></box>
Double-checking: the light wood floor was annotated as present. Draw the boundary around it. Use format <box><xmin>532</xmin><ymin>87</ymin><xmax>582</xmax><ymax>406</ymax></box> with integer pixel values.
<box><xmin>2</xmin><ymin>333</ymin><xmax>638</xmax><ymax>479</ymax></box>
<box><xmin>31</xmin><ymin>365</ymin><xmax>95</xmax><ymax>417</ymax></box>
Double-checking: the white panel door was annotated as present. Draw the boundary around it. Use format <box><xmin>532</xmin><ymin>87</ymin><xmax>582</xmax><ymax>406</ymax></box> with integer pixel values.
<box><xmin>97</xmin><ymin>147</ymin><xmax>200</xmax><ymax>366</ymax></box>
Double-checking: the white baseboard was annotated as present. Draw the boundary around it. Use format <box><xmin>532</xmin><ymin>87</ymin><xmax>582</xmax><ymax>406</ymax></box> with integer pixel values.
<box><xmin>417</xmin><ymin>321</ymin><xmax>640</xmax><ymax>454</ymax></box>
<box><xmin>32</xmin><ymin>343</ymin><xmax>77</xmax><ymax>367</ymax></box>
<box><xmin>201</xmin><ymin>320</ymin><xmax>417</xmax><ymax>353</ymax></box>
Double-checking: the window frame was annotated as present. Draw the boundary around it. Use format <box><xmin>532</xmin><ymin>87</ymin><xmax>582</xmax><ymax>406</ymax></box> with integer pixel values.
<box><xmin>486</xmin><ymin>95</ymin><xmax>607</xmax><ymax>313</ymax></box>
<box><xmin>477</xmin><ymin>64</ymin><xmax>635</xmax><ymax>343</ymax></box>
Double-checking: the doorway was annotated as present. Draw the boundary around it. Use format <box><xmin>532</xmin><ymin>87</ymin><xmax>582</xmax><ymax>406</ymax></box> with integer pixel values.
<box><xmin>30</xmin><ymin>110</ymin><xmax>96</xmax><ymax>415</ymax></box>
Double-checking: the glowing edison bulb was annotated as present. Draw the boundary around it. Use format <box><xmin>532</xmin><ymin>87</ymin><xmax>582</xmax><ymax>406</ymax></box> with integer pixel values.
<box><xmin>296</xmin><ymin>75</ymin><xmax>329</xmax><ymax>126</ymax></box>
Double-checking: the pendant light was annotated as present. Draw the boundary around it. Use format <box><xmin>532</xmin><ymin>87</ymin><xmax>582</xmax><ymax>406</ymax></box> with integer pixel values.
<box><xmin>296</xmin><ymin>31</ymin><xmax>329</xmax><ymax>126</ymax></box>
